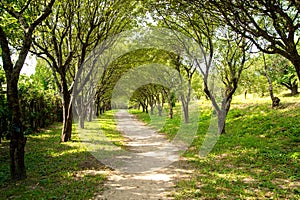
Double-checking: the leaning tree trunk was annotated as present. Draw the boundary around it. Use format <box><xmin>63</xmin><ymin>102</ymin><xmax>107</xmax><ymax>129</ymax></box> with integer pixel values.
<box><xmin>204</xmin><ymin>82</ymin><xmax>235</xmax><ymax>135</ymax></box>
<box><xmin>7</xmin><ymin>75</ymin><xmax>27</xmax><ymax>180</ymax></box>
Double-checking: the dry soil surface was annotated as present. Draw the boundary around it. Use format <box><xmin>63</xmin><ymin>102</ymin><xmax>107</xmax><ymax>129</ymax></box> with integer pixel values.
<box><xmin>94</xmin><ymin>110</ymin><xmax>193</xmax><ymax>200</ymax></box>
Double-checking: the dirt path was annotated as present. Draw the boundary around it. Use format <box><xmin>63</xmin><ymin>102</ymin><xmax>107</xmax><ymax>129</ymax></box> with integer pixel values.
<box><xmin>94</xmin><ymin>110</ymin><xmax>192</xmax><ymax>200</ymax></box>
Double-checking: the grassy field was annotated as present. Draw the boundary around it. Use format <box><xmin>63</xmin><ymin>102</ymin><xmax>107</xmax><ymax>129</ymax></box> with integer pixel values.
<box><xmin>131</xmin><ymin>94</ymin><xmax>300</xmax><ymax>199</ymax></box>
<box><xmin>1</xmin><ymin>95</ymin><xmax>299</xmax><ymax>199</ymax></box>
<box><xmin>0</xmin><ymin>111</ymin><xmax>122</xmax><ymax>200</ymax></box>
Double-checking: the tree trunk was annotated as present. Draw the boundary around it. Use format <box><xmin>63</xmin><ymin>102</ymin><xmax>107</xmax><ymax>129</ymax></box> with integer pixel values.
<box><xmin>266</xmin><ymin>73</ymin><xmax>280</xmax><ymax>108</ymax></box>
<box><xmin>142</xmin><ymin>104</ymin><xmax>145</xmax><ymax>112</ymax></box>
<box><xmin>61</xmin><ymin>89</ymin><xmax>73</xmax><ymax>142</ymax></box>
<box><xmin>7</xmin><ymin>76</ymin><xmax>27</xmax><ymax>180</ymax></box>
<box><xmin>164</xmin><ymin>90</ymin><xmax>173</xmax><ymax>119</ymax></box>
<box><xmin>79</xmin><ymin>114</ymin><xmax>84</xmax><ymax>129</ymax></box>
<box><xmin>157</xmin><ymin>94</ymin><xmax>163</xmax><ymax>117</ymax></box>
<box><xmin>181</xmin><ymin>96</ymin><xmax>189</xmax><ymax>123</ymax></box>
<box><xmin>169</xmin><ymin>105</ymin><xmax>173</xmax><ymax>119</ymax></box>
<box><xmin>291</xmin><ymin>83</ymin><xmax>298</xmax><ymax>96</ymax></box>
<box><xmin>87</xmin><ymin>102</ymin><xmax>93</xmax><ymax>122</ymax></box>
<box><xmin>217</xmin><ymin>112</ymin><xmax>226</xmax><ymax>134</ymax></box>
<box><xmin>61</xmin><ymin>107</ymin><xmax>73</xmax><ymax>141</ymax></box>
<box><xmin>96</xmin><ymin>102</ymin><xmax>100</xmax><ymax>117</ymax></box>
<box><xmin>290</xmin><ymin>57</ymin><xmax>300</xmax><ymax>83</ymax></box>
<box><xmin>217</xmin><ymin>98</ymin><xmax>232</xmax><ymax>134</ymax></box>
<box><xmin>180</xmin><ymin>79</ymin><xmax>192</xmax><ymax>124</ymax></box>
<box><xmin>150</xmin><ymin>104</ymin><xmax>154</xmax><ymax>115</ymax></box>
<box><xmin>75</xmin><ymin>96</ymin><xmax>85</xmax><ymax>129</ymax></box>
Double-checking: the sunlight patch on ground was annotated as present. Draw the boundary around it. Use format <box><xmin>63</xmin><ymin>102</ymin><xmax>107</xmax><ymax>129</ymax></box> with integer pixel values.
<box><xmin>132</xmin><ymin>173</ymin><xmax>174</xmax><ymax>181</ymax></box>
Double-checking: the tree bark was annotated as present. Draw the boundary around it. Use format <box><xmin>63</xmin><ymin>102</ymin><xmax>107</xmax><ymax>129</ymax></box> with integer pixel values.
<box><xmin>7</xmin><ymin>75</ymin><xmax>27</xmax><ymax>180</ymax></box>
<box><xmin>79</xmin><ymin>114</ymin><xmax>84</xmax><ymax>129</ymax></box>
<box><xmin>156</xmin><ymin>94</ymin><xmax>163</xmax><ymax>116</ymax></box>
<box><xmin>290</xmin><ymin>56</ymin><xmax>300</xmax><ymax>83</ymax></box>
<box><xmin>61</xmin><ymin>106</ymin><xmax>73</xmax><ymax>142</ymax></box>
<box><xmin>218</xmin><ymin>97</ymin><xmax>232</xmax><ymax>134</ymax></box>
<box><xmin>150</xmin><ymin>104</ymin><xmax>154</xmax><ymax>115</ymax></box>
<box><xmin>291</xmin><ymin>83</ymin><xmax>298</xmax><ymax>96</ymax></box>
<box><xmin>163</xmin><ymin>89</ymin><xmax>173</xmax><ymax>119</ymax></box>
<box><xmin>61</xmin><ymin>85</ymin><xmax>73</xmax><ymax>142</ymax></box>
<box><xmin>217</xmin><ymin>111</ymin><xmax>226</xmax><ymax>135</ymax></box>
<box><xmin>87</xmin><ymin>102</ymin><xmax>93</xmax><ymax>122</ymax></box>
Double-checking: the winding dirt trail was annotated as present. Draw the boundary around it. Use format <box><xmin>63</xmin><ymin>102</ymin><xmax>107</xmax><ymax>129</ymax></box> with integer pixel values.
<box><xmin>94</xmin><ymin>110</ymin><xmax>193</xmax><ymax>200</ymax></box>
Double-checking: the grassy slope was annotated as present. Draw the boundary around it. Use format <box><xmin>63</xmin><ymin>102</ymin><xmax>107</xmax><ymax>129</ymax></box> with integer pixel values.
<box><xmin>0</xmin><ymin>110</ymin><xmax>121</xmax><ymax>200</ymax></box>
<box><xmin>132</xmin><ymin>94</ymin><xmax>300</xmax><ymax>199</ymax></box>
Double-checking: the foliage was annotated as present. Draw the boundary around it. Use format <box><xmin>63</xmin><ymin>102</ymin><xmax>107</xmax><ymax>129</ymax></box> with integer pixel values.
<box><xmin>0</xmin><ymin>67</ymin><xmax>62</xmax><ymax>140</ymax></box>
<box><xmin>208</xmin><ymin>0</ymin><xmax>300</xmax><ymax>81</ymax></box>
<box><xmin>238</xmin><ymin>54</ymin><xmax>285</xmax><ymax>98</ymax></box>
<box><xmin>32</xmin><ymin>0</ymin><xmax>135</xmax><ymax>141</ymax></box>
<box><xmin>268</xmin><ymin>55</ymin><xmax>299</xmax><ymax>95</ymax></box>
<box><xmin>31</xmin><ymin>59</ymin><xmax>57</xmax><ymax>91</ymax></box>
<box><xmin>0</xmin><ymin>70</ymin><xmax>8</xmax><ymax>140</ymax></box>
<box><xmin>18</xmin><ymin>74</ymin><xmax>62</xmax><ymax>132</ymax></box>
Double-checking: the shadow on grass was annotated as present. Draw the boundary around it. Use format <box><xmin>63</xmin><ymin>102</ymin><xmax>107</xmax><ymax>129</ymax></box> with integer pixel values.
<box><xmin>0</xmin><ymin>123</ymin><xmax>109</xmax><ymax>200</ymax></box>
<box><xmin>129</xmin><ymin>100</ymin><xmax>300</xmax><ymax>199</ymax></box>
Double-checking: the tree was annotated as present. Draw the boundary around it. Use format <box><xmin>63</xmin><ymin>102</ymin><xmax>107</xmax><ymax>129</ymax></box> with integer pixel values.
<box><xmin>0</xmin><ymin>0</ymin><xmax>55</xmax><ymax>180</ymax></box>
<box><xmin>32</xmin><ymin>0</ymin><xmax>130</xmax><ymax>141</ymax></box>
<box><xmin>171</xmin><ymin>54</ymin><xmax>196</xmax><ymax>123</ymax></box>
<box><xmin>212</xmin><ymin>31</ymin><xmax>252</xmax><ymax>133</ymax></box>
<box><xmin>208</xmin><ymin>0</ymin><xmax>300</xmax><ymax>82</ymax></box>
<box><xmin>0</xmin><ymin>69</ymin><xmax>8</xmax><ymax>144</ymax></box>
<box><xmin>31</xmin><ymin>59</ymin><xmax>57</xmax><ymax>91</ymax></box>
<box><xmin>262</xmin><ymin>53</ymin><xmax>281</xmax><ymax>108</ymax></box>
<box><xmin>153</xmin><ymin>0</ymin><xmax>251</xmax><ymax>134</ymax></box>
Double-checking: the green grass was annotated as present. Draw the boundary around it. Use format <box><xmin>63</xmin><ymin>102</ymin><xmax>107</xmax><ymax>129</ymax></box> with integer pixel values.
<box><xmin>0</xmin><ymin>111</ymin><xmax>124</xmax><ymax>199</ymax></box>
<box><xmin>2</xmin><ymin>99</ymin><xmax>298</xmax><ymax>199</ymax></box>
<box><xmin>131</xmin><ymin>95</ymin><xmax>300</xmax><ymax>199</ymax></box>
<box><xmin>98</xmin><ymin>110</ymin><xmax>125</xmax><ymax>148</ymax></box>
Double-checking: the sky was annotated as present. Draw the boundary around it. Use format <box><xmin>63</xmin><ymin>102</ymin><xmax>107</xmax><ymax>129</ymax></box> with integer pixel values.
<box><xmin>20</xmin><ymin>53</ymin><xmax>37</xmax><ymax>76</ymax></box>
<box><xmin>0</xmin><ymin>52</ymin><xmax>37</xmax><ymax>76</ymax></box>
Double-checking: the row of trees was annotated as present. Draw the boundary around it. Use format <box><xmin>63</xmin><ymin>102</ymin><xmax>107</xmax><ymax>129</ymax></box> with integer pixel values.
<box><xmin>0</xmin><ymin>0</ymin><xmax>139</xmax><ymax>179</ymax></box>
<box><xmin>0</xmin><ymin>0</ymin><xmax>299</xmax><ymax>180</ymax></box>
